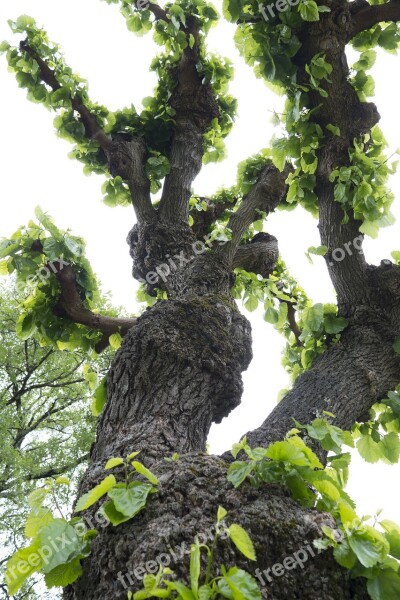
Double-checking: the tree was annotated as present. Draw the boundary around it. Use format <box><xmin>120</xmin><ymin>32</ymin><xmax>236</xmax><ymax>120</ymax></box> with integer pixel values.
<box><xmin>1</xmin><ymin>0</ymin><xmax>400</xmax><ymax>599</ymax></box>
<box><xmin>0</xmin><ymin>282</ymin><xmax>111</xmax><ymax>599</ymax></box>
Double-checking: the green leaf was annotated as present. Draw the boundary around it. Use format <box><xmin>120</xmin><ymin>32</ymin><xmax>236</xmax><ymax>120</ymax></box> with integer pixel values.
<box><xmin>166</xmin><ymin>581</ymin><xmax>196</xmax><ymax>600</ymax></box>
<box><xmin>308</xmin><ymin>245</ymin><xmax>328</xmax><ymax>257</ymax></box>
<box><xmin>227</xmin><ymin>461</ymin><xmax>255</xmax><ymax>488</ymax></box>
<box><xmin>379</xmin><ymin>432</ymin><xmax>400</xmax><ymax>463</ymax></box>
<box><xmin>16</xmin><ymin>313</ymin><xmax>36</xmax><ymax>340</ymax></box>
<box><xmin>38</xmin><ymin>519</ymin><xmax>81</xmax><ymax>573</ymax></box>
<box><xmin>227</xmin><ymin>524</ymin><xmax>256</xmax><ymax>561</ymax></box>
<box><xmin>390</xmin><ymin>250</ymin><xmax>400</xmax><ymax>264</ymax></box>
<box><xmin>190</xmin><ymin>543</ymin><xmax>201</xmax><ymax>594</ymax></box>
<box><xmin>25</xmin><ymin>508</ymin><xmax>54</xmax><ymax>538</ymax></box>
<box><xmin>0</xmin><ymin>40</ymin><xmax>11</xmax><ymax>53</ymax></box>
<box><xmin>380</xmin><ymin>520</ymin><xmax>400</xmax><ymax>559</ymax></box>
<box><xmin>105</xmin><ymin>457</ymin><xmax>124</xmax><ymax>470</ymax></box>
<box><xmin>299</xmin><ymin>0</ymin><xmax>320</xmax><ymax>22</ymax></box>
<box><xmin>303</xmin><ymin>303</ymin><xmax>324</xmax><ymax>332</ymax></box>
<box><xmin>28</xmin><ymin>488</ymin><xmax>48</xmax><ymax>510</ymax></box>
<box><xmin>34</xmin><ymin>206</ymin><xmax>63</xmax><ymax>241</ymax></box>
<box><xmin>127</xmin><ymin>451</ymin><xmax>141</xmax><ymax>460</ymax></box>
<box><xmin>222</xmin><ymin>0</ymin><xmax>241</xmax><ymax>22</ymax></box>
<box><xmin>218</xmin><ymin>567</ymin><xmax>261</xmax><ymax>600</ymax></box>
<box><xmin>100</xmin><ymin>500</ymin><xmax>132</xmax><ymax>526</ymax></box>
<box><xmin>44</xmin><ymin>557</ymin><xmax>83</xmax><ymax>588</ymax></box>
<box><xmin>5</xmin><ymin>541</ymin><xmax>43</xmax><ymax>596</ymax></box>
<box><xmin>75</xmin><ymin>475</ymin><xmax>116</xmax><ymax>512</ymax></box>
<box><xmin>198</xmin><ymin>585</ymin><xmax>213</xmax><ymax>600</ymax></box>
<box><xmin>367</xmin><ymin>569</ymin><xmax>400</xmax><ymax>600</ymax></box>
<box><xmin>55</xmin><ymin>476</ymin><xmax>70</xmax><ymax>485</ymax></box>
<box><xmin>131</xmin><ymin>461</ymin><xmax>158</xmax><ymax>485</ymax></box>
<box><xmin>91</xmin><ymin>377</ymin><xmax>107</xmax><ymax>417</ymax></box>
<box><xmin>393</xmin><ymin>337</ymin><xmax>400</xmax><ymax>354</ymax></box>
<box><xmin>324</xmin><ymin>315</ymin><xmax>348</xmax><ymax>334</ymax></box>
<box><xmin>333</xmin><ymin>539</ymin><xmax>357</xmax><ymax>569</ymax></box>
<box><xmin>359</xmin><ymin>219</ymin><xmax>380</xmax><ymax>238</ymax></box>
<box><xmin>356</xmin><ymin>435</ymin><xmax>383</xmax><ymax>464</ymax></box>
<box><xmin>266</xmin><ymin>440</ymin><xmax>309</xmax><ymax>466</ymax></box>
<box><xmin>348</xmin><ymin>526</ymin><xmax>389</xmax><ymax>568</ymax></box>
<box><xmin>109</xmin><ymin>332</ymin><xmax>123</xmax><ymax>349</ymax></box>
<box><xmin>244</xmin><ymin>295</ymin><xmax>258</xmax><ymax>312</ymax></box>
<box><xmin>326</xmin><ymin>124</ymin><xmax>340</xmax><ymax>136</ymax></box>
<box><xmin>107</xmin><ymin>481</ymin><xmax>153</xmax><ymax>518</ymax></box>
<box><xmin>217</xmin><ymin>506</ymin><xmax>228</xmax><ymax>523</ymax></box>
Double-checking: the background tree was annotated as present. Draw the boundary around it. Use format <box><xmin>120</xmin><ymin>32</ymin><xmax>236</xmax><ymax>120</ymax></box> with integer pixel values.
<box><xmin>1</xmin><ymin>0</ymin><xmax>400</xmax><ymax>599</ymax></box>
<box><xmin>0</xmin><ymin>282</ymin><xmax>112</xmax><ymax>599</ymax></box>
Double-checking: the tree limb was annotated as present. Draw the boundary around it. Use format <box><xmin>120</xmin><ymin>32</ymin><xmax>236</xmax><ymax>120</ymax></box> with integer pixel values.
<box><xmin>21</xmin><ymin>42</ymin><xmax>156</xmax><ymax>222</ymax></box>
<box><xmin>285</xmin><ymin>300</ymin><xmax>303</xmax><ymax>347</ymax></box>
<box><xmin>350</xmin><ymin>1</ymin><xmax>400</xmax><ymax>38</ymax></box>
<box><xmin>216</xmin><ymin>163</ymin><xmax>289</xmax><ymax>266</ymax></box>
<box><xmin>20</xmin><ymin>41</ymin><xmax>111</xmax><ymax>152</ymax></box>
<box><xmin>52</xmin><ymin>262</ymin><xmax>136</xmax><ymax>347</ymax></box>
<box><xmin>158</xmin><ymin>21</ymin><xmax>219</xmax><ymax>223</ymax></box>
<box><xmin>232</xmin><ymin>233</ymin><xmax>279</xmax><ymax>278</ymax></box>
<box><xmin>145</xmin><ymin>1</ymin><xmax>169</xmax><ymax>21</ymax></box>
<box><xmin>108</xmin><ymin>136</ymin><xmax>155</xmax><ymax>223</ymax></box>
<box><xmin>239</xmin><ymin>309</ymin><xmax>400</xmax><ymax>458</ymax></box>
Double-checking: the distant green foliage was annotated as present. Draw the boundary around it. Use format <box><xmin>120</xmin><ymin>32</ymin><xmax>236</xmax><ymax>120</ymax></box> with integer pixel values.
<box><xmin>0</xmin><ymin>284</ymin><xmax>110</xmax><ymax>599</ymax></box>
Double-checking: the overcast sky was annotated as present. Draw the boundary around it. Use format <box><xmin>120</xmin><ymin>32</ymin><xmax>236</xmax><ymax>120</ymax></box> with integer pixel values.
<box><xmin>1</xmin><ymin>0</ymin><xmax>399</xmax><ymax>523</ymax></box>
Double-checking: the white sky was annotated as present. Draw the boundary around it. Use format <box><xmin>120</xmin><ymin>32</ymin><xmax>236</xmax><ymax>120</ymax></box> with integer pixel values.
<box><xmin>0</xmin><ymin>0</ymin><xmax>399</xmax><ymax>523</ymax></box>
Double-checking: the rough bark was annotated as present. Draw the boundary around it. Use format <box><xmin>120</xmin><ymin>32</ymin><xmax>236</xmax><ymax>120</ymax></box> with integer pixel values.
<box><xmin>65</xmin><ymin>456</ymin><xmax>368</xmax><ymax>600</ymax></box>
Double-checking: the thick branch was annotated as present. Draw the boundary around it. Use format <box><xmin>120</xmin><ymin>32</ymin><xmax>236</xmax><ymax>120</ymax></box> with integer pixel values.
<box><xmin>217</xmin><ymin>163</ymin><xmax>289</xmax><ymax>266</ymax></box>
<box><xmin>296</xmin><ymin>22</ymin><xmax>380</xmax><ymax>313</ymax></box>
<box><xmin>350</xmin><ymin>1</ymin><xmax>400</xmax><ymax>38</ymax></box>
<box><xmin>52</xmin><ymin>263</ymin><xmax>136</xmax><ymax>345</ymax></box>
<box><xmin>146</xmin><ymin>1</ymin><xmax>168</xmax><ymax>21</ymax></box>
<box><xmin>108</xmin><ymin>136</ymin><xmax>155</xmax><ymax>223</ymax></box>
<box><xmin>242</xmin><ymin>309</ymin><xmax>400</xmax><ymax>455</ymax></box>
<box><xmin>232</xmin><ymin>233</ymin><xmax>279</xmax><ymax>278</ymax></box>
<box><xmin>159</xmin><ymin>22</ymin><xmax>219</xmax><ymax>223</ymax></box>
<box><xmin>21</xmin><ymin>41</ymin><xmax>111</xmax><ymax>152</ymax></box>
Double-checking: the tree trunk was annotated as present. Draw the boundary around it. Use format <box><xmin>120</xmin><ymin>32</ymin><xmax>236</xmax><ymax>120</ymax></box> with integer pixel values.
<box><xmin>64</xmin><ymin>230</ymin><xmax>373</xmax><ymax>600</ymax></box>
